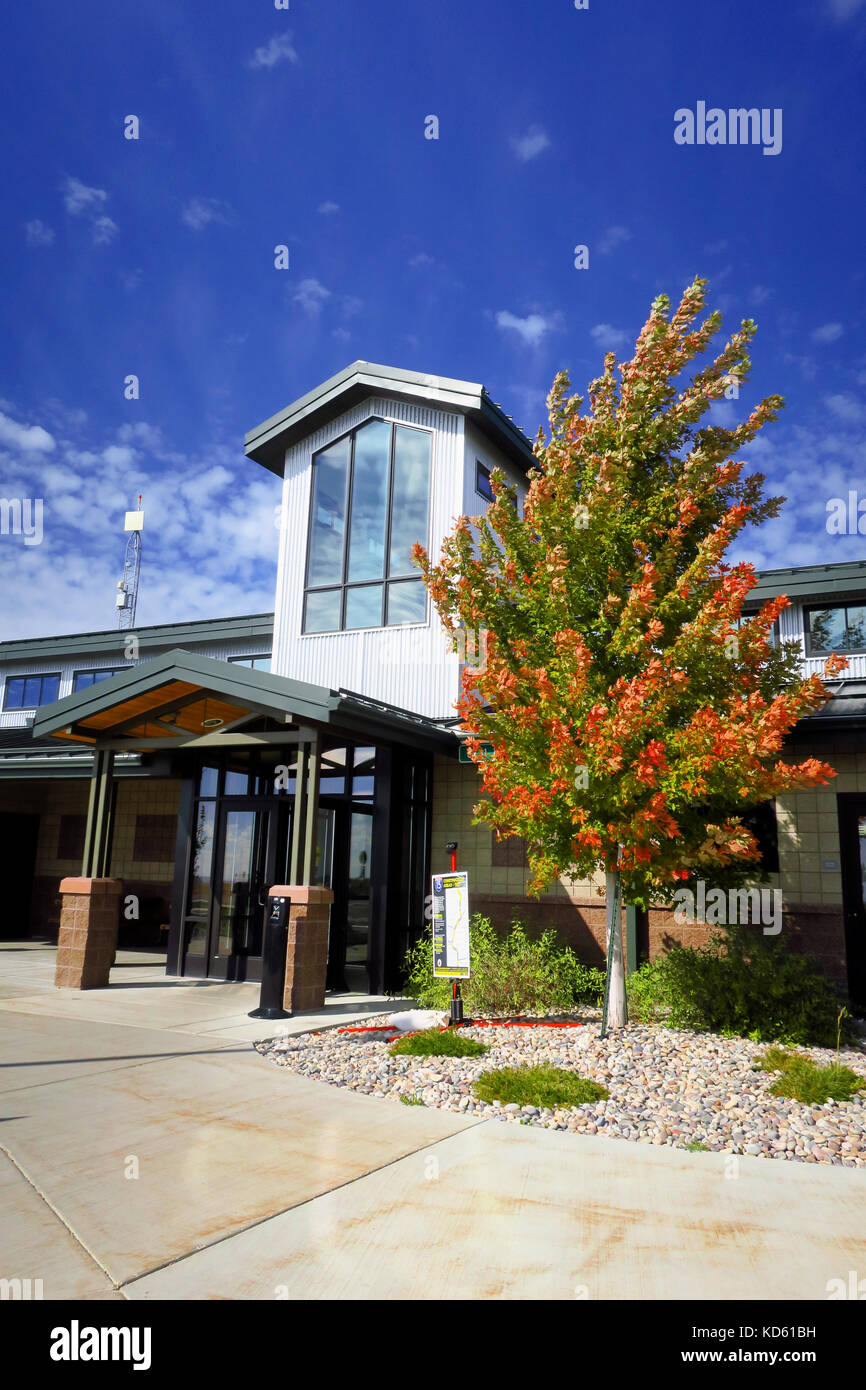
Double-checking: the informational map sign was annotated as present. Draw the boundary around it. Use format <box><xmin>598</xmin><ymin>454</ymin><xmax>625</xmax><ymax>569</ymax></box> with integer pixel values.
<box><xmin>432</xmin><ymin>871</ymin><xmax>470</xmax><ymax>978</ymax></box>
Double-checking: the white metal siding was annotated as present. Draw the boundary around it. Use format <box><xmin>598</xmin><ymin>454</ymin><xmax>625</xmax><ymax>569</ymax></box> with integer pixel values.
<box><xmin>272</xmin><ymin>396</ymin><xmax>463</xmax><ymax>719</ymax></box>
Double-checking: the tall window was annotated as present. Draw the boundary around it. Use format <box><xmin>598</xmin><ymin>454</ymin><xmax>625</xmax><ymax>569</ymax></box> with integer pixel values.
<box><xmin>3</xmin><ymin>673</ymin><xmax>61</xmax><ymax>709</ymax></box>
<box><xmin>303</xmin><ymin>419</ymin><xmax>432</xmax><ymax>633</ymax></box>
<box><xmin>806</xmin><ymin>604</ymin><xmax>866</xmax><ymax>655</ymax></box>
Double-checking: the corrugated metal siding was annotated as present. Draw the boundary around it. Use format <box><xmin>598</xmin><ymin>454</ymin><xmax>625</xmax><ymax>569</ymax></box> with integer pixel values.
<box><xmin>272</xmin><ymin>396</ymin><xmax>463</xmax><ymax>719</ymax></box>
<box><xmin>0</xmin><ymin>636</ymin><xmax>272</xmax><ymax>728</ymax></box>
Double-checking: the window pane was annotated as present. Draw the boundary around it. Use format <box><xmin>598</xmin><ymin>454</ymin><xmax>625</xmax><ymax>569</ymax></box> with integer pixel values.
<box><xmin>387</xmin><ymin>579</ymin><xmax>426</xmax><ymax>625</ymax></box>
<box><xmin>199</xmin><ymin>765</ymin><xmax>219</xmax><ymax>798</ymax></box>
<box><xmin>23</xmin><ymin>677</ymin><xmax>42</xmax><ymax>706</ymax></box>
<box><xmin>347</xmin><ymin>420</ymin><xmax>391</xmax><ymax>581</ymax></box>
<box><xmin>809</xmin><ymin>607</ymin><xmax>846</xmax><ymax>652</ymax></box>
<box><xmin>320</xmin><ymin>747</ymin><xmax>347</xmax><ymax>794</ymax></box>
<box><xmin>476</xmin><ymin>459</ymin><xmax>493</xmax><ymax>502</ymax></box>
<box><xmin>352</xmin><ymin>746</ymin><xmax>375</xmax><ymax>798</ymax></box>
<box><xmin>42</xmin><ymin>676</ymin><xmax>60</xmax><ymax>704</ymax></box>
<box><xmin>252</xmin><ymin>656</ymin><xmax>271</xmax><ymax>671</ymax></box>
<box><xmin>93</xmin><ymin>669</ymin><xmax>116</xmax><ymax>684</ymax></box>
<box><xmin>308</xmin><ymin>437</ymin><xmax>350</xmax><ymax>586</ymax></box>
<box><xmin>389</xmin><ymin>427</ymin><xmax>431</xmax><ymax>575</ymax></box>
<box><xmin>345</xmin><ymin>584</ymin><xmax>383</xmax><ymax>630</ymax></box>
<box><xmin>846</xmin><ymin>606</ymin><xmax>866</xmax><ymax>650</ymax></box>
<box><xmin>187</xmin><ymin>801</ymin><xmax>216</xmax><ymax>921</ymax></box>
<box><xmin>5</xmin><ymin>678</ymin><xmax>24</xmax><ymax>709</ymax></box>
<box><xmin>304</xmin><ymin>588</ymin><xmax>342</xmax><ymax>633</ymax></box>
<box><xmin>73</xmin><ymin>672</ymin><xmax>94</xmax><ymax>691</ymax></box>
<box><xmin>224</xmin><ymin>765</ymin><xmax>250</xmax><ymax>796</ymax></box>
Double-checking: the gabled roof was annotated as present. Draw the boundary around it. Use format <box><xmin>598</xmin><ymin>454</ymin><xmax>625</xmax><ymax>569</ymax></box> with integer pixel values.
<box><xmin>244</xmin><ymin>360</ymin><xmax>537</xmax><ymax>475</ymax></box>
<box><xmin>31</xmin><ymin>649</ymin><xmax>456</xmax><ymax>753</ymax></box>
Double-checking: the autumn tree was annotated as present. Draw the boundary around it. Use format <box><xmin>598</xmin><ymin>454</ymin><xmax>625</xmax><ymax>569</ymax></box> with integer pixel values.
<box><xmin>414</xmin><ymin>279</ymin><xmax>843</xmax><ymax>1031</ymax></box>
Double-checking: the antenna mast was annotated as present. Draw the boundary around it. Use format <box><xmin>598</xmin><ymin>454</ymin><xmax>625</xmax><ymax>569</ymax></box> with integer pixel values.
<box><xmin>116</xmin><ymin>496</ymin><xmax>144</xmax><ymax>629</ymax></box>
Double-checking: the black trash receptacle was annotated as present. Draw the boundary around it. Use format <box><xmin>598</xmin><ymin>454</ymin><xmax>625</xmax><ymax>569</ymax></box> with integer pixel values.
<box><xmin>249</xmin><ymin>894</ymin><xmax>292</xmax><ymax>1020</ymax></box>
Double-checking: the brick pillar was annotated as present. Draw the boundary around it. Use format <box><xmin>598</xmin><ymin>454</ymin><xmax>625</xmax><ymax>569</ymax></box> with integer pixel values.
<box><xmin>55</xmin><ymin>878</ymin><xmax>123</xmax><ymax>989</ymax></box>
<box><xmin>269</xmin><ymin>885</ymin><xmax>333</xmax><ymax>1014</ymax></box>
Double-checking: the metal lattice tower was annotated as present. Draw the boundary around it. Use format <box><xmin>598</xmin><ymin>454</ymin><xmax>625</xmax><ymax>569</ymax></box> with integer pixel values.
<box><xmin>116</xmin><ymin>496</ymin><xmax>144</xmax><ymax>629</ymax></box>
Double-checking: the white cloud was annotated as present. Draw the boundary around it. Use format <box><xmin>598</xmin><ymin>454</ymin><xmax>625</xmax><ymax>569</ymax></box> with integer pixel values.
<box><xmin>332</xmin><ymin>327</ymin><xmax>351</xmax><ymax>343</ymax></box>
<box><xmin>511</xmin><ymin>125</ymin><xmax>550</xmax><ymax>162</ymax></box>
<box><xmin>24</xmin><ymin>219</ymin><xmax>54</xmax><ymax>247</ymax></box>
<box><xmin>598</xmin><ymin>226</ymin><xmax>631</xmax><ymax>255</ymax></box>
<box><xmin>293</xmin><ymin>277</ymin><xmax>331</xmax><ymax>317</ymax></box>
<box><xmin>119</xmin><ymin>268</ymin><xmax>142</xmax><ymax>292</ymax></box>
<box><xmin>317</xmin><ymin>201</ymin><xmax>340</xmax><ymax>215</ymax></box>
<box><xmin>247</xmin><ymin>33</ymin><xmax>299</xmax><ymax>69</ymax></box>
<box><xmin>590</xmin><ymin>322</ymin><xmax>630</xmax><ymax>349</ymax></box>
<box><xmin>102</xmin><ymin>445</ymin><xmax>137</xmax><ymax>467</ymax></box>
<box><xmin>181</xmin><ymin>197</ymin><xmax>235</xmax><ymax>231</ymax></box>
<box><xmin>91</xmin><ymin>216</ymin><xmax>118</xmax><ymax>246</ymax></box>
<box><xmin>0</xmin><ymin>411</ymin><xmax>55</xmax><ymax>453</ymax></box>
<box><xmin>826</xmin><ymin>393</ymin><xmax>866</xmax><ymax>424</ymax></box>
<box><xmin>750</xmin><ymin>285</ymin><xmax>772</xmax><ymax>304</ymax></box>
<box><xmin>409</xmin><ymin>252</ymin><xmax>434</xmax><ymax>268</ymax></box>
<box><xmin>812</xmin><ymin>322</ymin><xmax>844</xmax><ymax>343</ymax></box>
<box><xmin>61</xmin><ymin>176</ymin><xmax>107</xmax><ymax>216</ymax></box>
<box><xmin>0</xmin><ymin>402</ymin><xmax>282</xmax><ymax>637</ymax></box>
<box><xmin>495</xmin><ymin>310</ymin><xmax>558</xmax><ymax>347</ymax></box>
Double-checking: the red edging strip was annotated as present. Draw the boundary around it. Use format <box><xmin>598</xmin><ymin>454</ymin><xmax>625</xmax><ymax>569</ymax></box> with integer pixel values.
<box><xmin>337</xmin><ymin>1025</ymin><xmax>400</xmax><ymax>1034</ymax></box>
<box><xmin>338</xmin><ymin>1019</ymin><xmax>584</xmax><ymax>1035</ymax></box>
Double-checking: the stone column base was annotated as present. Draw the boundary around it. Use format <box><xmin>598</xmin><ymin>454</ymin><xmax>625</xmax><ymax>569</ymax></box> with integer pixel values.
<box><xmin>268</xmin><ymin>886</ymin><xmax>333</xmax><ymax>1013</ymax></box>
<box><xmin>55</xmin><ymin>878</ymin><xmax>123</xmax><ymax>989</ymax></box>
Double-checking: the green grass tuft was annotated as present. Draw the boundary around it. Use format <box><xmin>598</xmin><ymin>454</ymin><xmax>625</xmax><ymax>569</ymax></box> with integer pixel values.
<box><xmin>472</xmin><ymin>1063</ymin><xmax>608</xmax><ymax>1108</ymax></box>
<box><xmin>399</xmin><ymin>1092</ymin><xmax>426</xmax><ymax>1106</ymax></box>
<box><xmin>758</xmin><ymin>1047</ymin><xmax>865</xmax><ymax>1105</ymax></box>
<box><xmin>389</xmin><ymin>1027</ymin><xmax>489</xmax><ymax>1058</ymax></box>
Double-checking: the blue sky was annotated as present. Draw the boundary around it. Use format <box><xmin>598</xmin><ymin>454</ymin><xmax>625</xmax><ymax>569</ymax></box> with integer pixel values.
<box><xmin>1</xmin><ymin>0</ymin><xmax>865</xmax><ymax>638</ymax></box>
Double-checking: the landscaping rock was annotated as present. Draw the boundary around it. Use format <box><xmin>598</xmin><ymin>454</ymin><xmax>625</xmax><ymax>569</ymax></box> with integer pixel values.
<box><xmin>254</xmin><ymin>1018</ymin><xmax>866</xmax><ymax>1168</ymax></box>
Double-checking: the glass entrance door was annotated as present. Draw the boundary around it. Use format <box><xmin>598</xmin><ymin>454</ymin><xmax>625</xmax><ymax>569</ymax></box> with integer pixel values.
<box><xmin>839</xmin><ymin>794</ymin><xmax>866</xmax><ymax>1007</ymax></box>
<box><xmin>209</xmin><ymin>800</ymin><xmax>276</xmax><ymax>981</ymax></box>
<box><xmin>345</xmin><ymin>810</ymin><xmax>373</xmax><ymax>993</ymax></box>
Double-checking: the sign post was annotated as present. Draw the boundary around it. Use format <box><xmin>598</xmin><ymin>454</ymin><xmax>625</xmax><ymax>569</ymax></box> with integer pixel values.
<box><xmin>432</xmin><ymin>843</ymin><xmax>470</xmax><ymax>1026</ymax></box>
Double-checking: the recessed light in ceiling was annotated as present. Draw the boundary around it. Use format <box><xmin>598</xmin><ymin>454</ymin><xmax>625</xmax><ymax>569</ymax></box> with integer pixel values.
<box><xmin>202</xmin><ymin>717</ymin><xmax>223</xmax><ymax>728</ymax></box>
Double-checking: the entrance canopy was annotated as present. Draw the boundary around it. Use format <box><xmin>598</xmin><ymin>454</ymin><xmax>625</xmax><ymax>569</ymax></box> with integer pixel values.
<box><xmin>31</xmin><ymin>649</ymin><xmax>456</xmax><ymax>753</ymax></box>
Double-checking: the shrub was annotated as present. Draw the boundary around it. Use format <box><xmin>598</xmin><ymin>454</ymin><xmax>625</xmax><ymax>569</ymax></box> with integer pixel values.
<box><xmin>757</xmin><ymin>1047</ymin><xmax>865</xmax><ymax>1105</ymax></box>
<box><xmin>389</xmin><ymin>1027</ymin><xmax>488</xmax><ymax>1058</ymax></box>
<box><xmin>625</xmin><ymin>925</ymin><xmax>857</xmax><ymax>1047</ymax></box>
<box><xmin>400</xmin><ymin>914</ymin><xmax>595</xmax><ymax>1016</ymax></box>
<box><xmin>473</xmin><ymin>1064</ymin><xmax>608</xmax><ymax>1108</ymax></box>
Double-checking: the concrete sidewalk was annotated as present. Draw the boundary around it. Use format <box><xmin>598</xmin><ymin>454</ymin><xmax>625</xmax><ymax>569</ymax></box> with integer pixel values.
<box><xmin>2</xmin><ymin>944</ymin><xmax>866</xmax><ymax>1300</ymax></box>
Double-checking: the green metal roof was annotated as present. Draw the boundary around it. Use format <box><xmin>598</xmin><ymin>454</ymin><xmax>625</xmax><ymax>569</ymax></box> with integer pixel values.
<box><xmin>31</xmin><ymin>649</ymin><xmax>457</xmax><ymax>754</ymax></box>
<box><xmin>0</xmin><ymin>612</ymin><xmax>273</xmax><ymax>663</ymax></box>
<box><xmin>750</xmin><ymin>560</ymin><xmax>866</xmax><ymax>604</ymax></box>
<box><xmin>244</xmin><ymin>360</ymin><xmax>537</xmax><ymax>476</ymax></box>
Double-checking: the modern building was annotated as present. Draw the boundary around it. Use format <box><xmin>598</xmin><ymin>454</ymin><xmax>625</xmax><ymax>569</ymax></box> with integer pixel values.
<box><xmin>1</xmin><ymin>362</ymin><xmax>865</xmax><ymax>1005</ymax></box>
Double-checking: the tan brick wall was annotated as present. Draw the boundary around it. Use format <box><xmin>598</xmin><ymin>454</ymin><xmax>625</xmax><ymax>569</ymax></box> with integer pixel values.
<box><xmin>431</xmin><ymin>742</ymin><xmax>854</xmax><ymax>985</ymax></box>
<box><xmin>109</xmin><ymin>779</ymin><xmax>180</xmax><ymax>882</ymax></box>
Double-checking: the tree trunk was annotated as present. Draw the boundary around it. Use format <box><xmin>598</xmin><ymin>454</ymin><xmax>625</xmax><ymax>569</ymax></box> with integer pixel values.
<box><xmin>604</xmin><ymin>869</ymin><xmax>628</xmax><ymax>1031</ymax></box>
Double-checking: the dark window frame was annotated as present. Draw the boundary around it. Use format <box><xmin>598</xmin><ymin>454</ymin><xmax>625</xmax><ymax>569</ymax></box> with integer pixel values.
<box><xmin>227</xmin><ymin>654</ymin><xmax>272</xmax><ymax>671</ymax></box>
<box><xmin>302</xmin><ymin>417</ymin><xmax>432</xmax><ymax>634</ymax></box>
<box><xmin>805</xmin><ymin>602</ymin><xmax>866</xmax><ymax>657</ymax></box>
<box><xmin>475</xmin><ymin>459</ymin><xmax>494</xmax><ymax>503</ymax></box>
<box><xmin>72</xmin><ymin>667</ymin><xmax>130</xmax><ymax>692</ymax></box>
<box><xmin>3</xmin><ymin>672</ymin><xmax>61</xmax><ymax>710</ymax></box>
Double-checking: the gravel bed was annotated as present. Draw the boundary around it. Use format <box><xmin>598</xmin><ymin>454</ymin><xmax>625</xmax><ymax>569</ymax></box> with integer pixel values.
<box><xmin>254</xmin><ymin>1018</ymin><xmax>866</xmax><ymax>1166</ymax></box>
